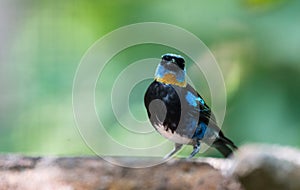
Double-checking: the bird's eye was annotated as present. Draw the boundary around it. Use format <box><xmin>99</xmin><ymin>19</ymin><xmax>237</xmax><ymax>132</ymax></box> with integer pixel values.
<box><xmin>177</xmin><ymin>58</ymin><xmax>185</xmax><ymax>65</ymax></box>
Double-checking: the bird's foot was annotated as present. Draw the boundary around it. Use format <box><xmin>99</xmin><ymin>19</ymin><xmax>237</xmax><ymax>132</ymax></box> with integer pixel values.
<box><xmin>163</xmin><ymin>143</ymin><xmax>183</xmax><ymax>159</ymax></box>
<box><xmin>188</xmin><ymin>143</ymin><xmax>201</xmax><ymax>159</ymax></box>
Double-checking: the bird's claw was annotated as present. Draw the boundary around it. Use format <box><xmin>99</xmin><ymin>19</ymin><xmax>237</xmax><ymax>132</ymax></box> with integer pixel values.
<box><xmin>188</xmin><ymin>143</ymin><xmax>201</xmax><ymax>158</ymax></box>
<box><xmin>163</xmin><ymin>143</ymin><xmax>183</xmax><ymax>159</ymax></box>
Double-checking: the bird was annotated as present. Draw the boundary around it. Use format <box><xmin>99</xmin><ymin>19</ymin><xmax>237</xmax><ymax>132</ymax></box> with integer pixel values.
<box><xmin>144</xmin><ymin>53</ymin><xmax>237</xmax><ymax>158</ymax></box>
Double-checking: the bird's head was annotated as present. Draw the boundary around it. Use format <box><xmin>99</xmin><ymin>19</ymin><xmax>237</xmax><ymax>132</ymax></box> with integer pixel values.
<box><xmin>155</xmin><ymin>53</ymin><xmax>186</xmax><ymax>87</ymax></box>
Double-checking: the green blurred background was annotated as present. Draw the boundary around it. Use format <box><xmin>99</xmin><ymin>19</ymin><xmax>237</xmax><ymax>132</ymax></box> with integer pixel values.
<box><xmin>0</xmin><ymin>0</ymin><xmax>299</xmax><ymax>157</ymax></box>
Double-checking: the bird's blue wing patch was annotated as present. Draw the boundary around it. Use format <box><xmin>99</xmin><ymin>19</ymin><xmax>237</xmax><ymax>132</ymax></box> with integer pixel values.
<box><xmin>185</xmin><ymin>91</ymin><xmax>205</xmax><ymax>107</ymax></box>
<box><xmin>192</xmin><ymin>122</ymin><xmax>207</xmax><ymax>140</ymax></box>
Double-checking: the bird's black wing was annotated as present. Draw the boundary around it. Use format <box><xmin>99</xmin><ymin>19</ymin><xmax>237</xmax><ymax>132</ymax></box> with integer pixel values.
<box><xmin>185</xmin><ymin>84</ymin><xmax>237</xmax><ymax>157</ymax></box>
<box><xmin>185</xmin><ymin>84</ymin><xmax>218</xmax><ymax>128</ymax></box>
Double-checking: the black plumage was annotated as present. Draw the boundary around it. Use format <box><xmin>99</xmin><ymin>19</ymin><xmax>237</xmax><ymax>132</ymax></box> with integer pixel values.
<box><xmin>144</xmin><ymin>53</ymin><xmax>237</xmax><ymax>158</ymax></box>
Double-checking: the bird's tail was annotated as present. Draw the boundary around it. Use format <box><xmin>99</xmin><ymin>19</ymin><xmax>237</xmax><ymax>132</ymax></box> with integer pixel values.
<box><xmin>212</xmin><ymin>132</ymin><xmax>238</xmax><ymax>158</ymax></box>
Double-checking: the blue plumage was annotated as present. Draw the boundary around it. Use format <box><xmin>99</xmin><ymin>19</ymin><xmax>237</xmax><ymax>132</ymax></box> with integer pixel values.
<box><xmin>192</xmin><ymin>122</ymin><xmax>207</xmax><ymax>139</ymax></box>
<box><xmin>186</xmin><ymin>91</ymin><xmax>205</xmax><ymax>107</ymax></box>
<box><xmin>144</xmin><ymin>53</ymin><xmax>237</xmax><ymax>158</ymax></box>
<box><xmin>155</xmin><ymin>61</ymin><xmax>186</xmax><ymax>83</ymax></box>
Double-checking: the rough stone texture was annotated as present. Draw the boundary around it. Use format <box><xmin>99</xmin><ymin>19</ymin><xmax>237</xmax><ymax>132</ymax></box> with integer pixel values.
<box><xmin>0</xmin><ymin>156</ymin><xmax>241</xmax><ymax>190</ymax></box>
<box><xmin>229</xmin><ymin>144</ymin><xmax>300</xmax><ymax>190</ymax></box>
<box><xmin>0</xmin><ymin>144</ymin><xmax>300</xmax><ymax>190</ymax></box>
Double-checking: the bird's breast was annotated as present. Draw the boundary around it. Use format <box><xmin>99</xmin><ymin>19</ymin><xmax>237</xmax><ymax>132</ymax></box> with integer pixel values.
<box><xmin>154</xmin><ymin>123</ymin><xmax>192</xmax><ymax>144</ymax></box>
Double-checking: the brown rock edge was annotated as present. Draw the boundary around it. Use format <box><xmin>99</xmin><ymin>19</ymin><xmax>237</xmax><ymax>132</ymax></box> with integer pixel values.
<box><xmin>0</xmin><ymin>155</ymin><xmax>241</xmax><ymax>190</ymax></box>
<box><xmin>1</xmin><ymin>144</ymin><xmax>300</xmax><ymax>190</ymax></box>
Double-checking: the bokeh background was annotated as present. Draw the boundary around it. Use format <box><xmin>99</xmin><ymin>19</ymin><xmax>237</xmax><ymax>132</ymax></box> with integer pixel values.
<box><xmin>0</xmin><ymin>0</ymin><xmax>299</xmax><ymax>157</ymax></box>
